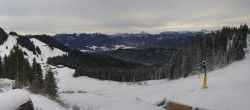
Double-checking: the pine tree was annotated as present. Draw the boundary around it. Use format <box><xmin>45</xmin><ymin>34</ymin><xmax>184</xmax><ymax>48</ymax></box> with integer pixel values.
<box><xmin>21</xmin><ymin>59</ymin><xmax>31</xmax><ymax>86</ymax></box>
<box><xmin>32</xmin><ymin>58</ymin><xmax>44</xmax><ymax>88</ymax></box>
<box><xmin>44</xmin><ymin>68</ymin><xmax>58</xmax><ymax>99</ymax></box>
<box><xmin>0</xmin><ymin>57</ymin><xmax>4</xmax><ymax>78</ymax></box>
<box><xmin>3</xmin><ymin>55</ymin><xmax>9</xmax><ymax>78</ymax></box>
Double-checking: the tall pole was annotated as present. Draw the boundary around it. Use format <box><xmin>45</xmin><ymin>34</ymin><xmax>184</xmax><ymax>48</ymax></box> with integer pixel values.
<box><xmin>202</xmin><ymin>61</ymin><xmax>207</xmax><ymax>89</ymax></box>
<box><xmin>203</xmin><ymin>66</ymin><xmax>207</xmax><ymax>89</ymax></box>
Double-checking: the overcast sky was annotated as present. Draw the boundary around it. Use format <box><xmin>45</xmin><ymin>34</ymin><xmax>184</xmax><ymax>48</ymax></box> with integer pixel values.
<box><xmin>0</xmin><ymin>0</ymin><xmax>249</xmax><ymax>35</ymax></box>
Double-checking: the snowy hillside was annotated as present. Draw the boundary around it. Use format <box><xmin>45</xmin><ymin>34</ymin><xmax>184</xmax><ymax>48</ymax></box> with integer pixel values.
<box><xmin>0</xmin><ymin>35</ymin><xmax>66</xmax><ymax>110</ymax></box>
<box><xmin>50</xmin><ymin>35</ymin><xmax>250</xmax><ymax>110</ymax></box>
<box><xmin>0</xmin><ymin>35</ymin><xmax>66</xmax><ymax>64</ymax></box>
<box><xmin>0</xmin><ymin>35</ymin><xmax>17</xmax><ymax>57</ymax></box>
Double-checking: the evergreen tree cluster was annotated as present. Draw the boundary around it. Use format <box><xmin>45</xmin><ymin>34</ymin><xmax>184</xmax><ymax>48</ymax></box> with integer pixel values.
<box><xmin>44</xmin><ymin>68</ymin><xmax>58</xmax><ymax>99</ymax></box>
<box><xmin>0</xmin><ymin>44</ymin><xmax>58</xmax><ymax>98</ymax></box>
<box><xmin>17</xmin><ymin>36</ymin><xmax>37</xmax><ymax>54</ymax></box>
<box><xmin>162</xmin><ymin>24</ymin><xmax>249</xmax><ymax>80</ymax></box>
<box><xmin>48</xmin><ymin>53</ymin><xmax>149</xmax><ymax>82</ymax></box>
<box><xmin>73</xmin><ymin>66</ymin><xmax>157</xmax><ymax>82</ymax></box>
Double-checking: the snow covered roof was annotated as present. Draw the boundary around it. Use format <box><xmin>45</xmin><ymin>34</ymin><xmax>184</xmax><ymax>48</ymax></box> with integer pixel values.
<box><xmin>0</xmin><ymin>89</ymin><xmax>31</xmax><ymax>110</ymax></box>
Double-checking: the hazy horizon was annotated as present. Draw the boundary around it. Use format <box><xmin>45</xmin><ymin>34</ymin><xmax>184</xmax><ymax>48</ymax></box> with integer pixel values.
<box><xmin>0</xmin><ymin>0</ymin><xmax>249</xmax><ymax>35</ymax></box>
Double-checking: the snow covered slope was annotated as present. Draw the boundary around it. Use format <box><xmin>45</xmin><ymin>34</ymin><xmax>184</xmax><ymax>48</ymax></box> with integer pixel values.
<box><xmin>0</xmin><ymin>35</ymin><xmax>66</xmax><ymax>64</ymax></box>
<box><xmin>29</xmin><ymin>38</ymin><xmax>66</xmax><ymax>63</ymax></box>
<box><xmin>54</xmin><ymin>35</ymin><xmax>250</xmax><ymax>110</ymax></box>
<box><xmin>0</xmin><ymin>35</ymin><xmax>17</xmax><ymax>57</ymax></box>
<box><xmin>29</xmin><ymin>93</ymin><xmax>63</xmax><ymax>110</ymax></box>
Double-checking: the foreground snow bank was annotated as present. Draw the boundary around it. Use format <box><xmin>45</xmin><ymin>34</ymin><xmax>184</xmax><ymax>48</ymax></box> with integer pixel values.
<box><xmin>28</xmin><ymin>93</ymin><xmax>63</xmax><ymax>110</ymax></box>
<box><xmin>0</xmin><ymin>89</ymin><xmax>30</xmax><ymax>110</ymax></box>
<box><xmin>96</xmin><ymin>98</ymin><xmax>164</xmax><ymax>110</ymax></box>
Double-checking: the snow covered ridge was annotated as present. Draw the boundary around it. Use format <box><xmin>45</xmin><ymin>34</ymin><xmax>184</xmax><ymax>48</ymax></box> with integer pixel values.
<box><xmin>0</xmin><ymin>35</ymin><xmax>66</xmax><ymax>64</ymax></box>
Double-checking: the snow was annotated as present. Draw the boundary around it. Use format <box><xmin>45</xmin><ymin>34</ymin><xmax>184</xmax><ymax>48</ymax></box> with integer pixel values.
<box><xmin>54</xmin><ymin>35</ymin><xmax>250</xmax><ymax>110</ymax></box>
<box><xmin>0</xmin><ymin>81</ymin><xmax>62</xmax><ymax>110</ymax></box>
<box><xmin>29</xmin><ymin>93</ymin><xmax>62</xmax><ymax>110</ymax></box>
<box><xmin>0</xmin><ymin>79</ymin><xmax>13</xmax><ymax>92</ymax></box>
<box><xmin>1</xmin><ymin>34</ymin><xmax>250</xmax><ymax>110</ymax></box>
<box><xmin>0</xmin><ymin>35</ymin><xmax>17</xmax><ymax>57</ymax></box>
<box><xmin>29</xmin><ymin>38</ymin><xmax>66</xmax><ymax>63</ymax></box>
<box><xmin>0</xmin><ymin>35</ymin><xmax>66</xmax><ymax>64</ymax></box>
<box><xmin>0</xmin><ymin>89</ymin><xmax>30</xmax><ymax>110</ymax></box>
<box><xmin>96</xmin><ymin>98</ymin><xmax>164</xmax><ymax>110</ymax></box>
<box><xmin>0</xmin><ymin>89</ymin><xmax>62</xmax><ymax>110</ymax></box>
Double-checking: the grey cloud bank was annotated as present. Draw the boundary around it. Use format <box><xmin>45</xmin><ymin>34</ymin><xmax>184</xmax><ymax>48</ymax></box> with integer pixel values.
<box><xmin>0</xmin><ymin>0</ymin><xmax>249</xmax><ymax>35</ymax></box>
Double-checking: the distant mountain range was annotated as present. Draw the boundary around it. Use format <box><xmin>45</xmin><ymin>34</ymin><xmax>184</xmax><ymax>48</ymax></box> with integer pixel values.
<box><xmin>54</xmin><ymin>31</ymin><xmax>205</xmax><ymax>52</ymax></box>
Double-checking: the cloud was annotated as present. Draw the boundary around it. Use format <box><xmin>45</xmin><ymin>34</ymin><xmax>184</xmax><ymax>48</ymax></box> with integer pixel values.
<box><xmin>0</xmin><ymin>0</ymin><xmax>249</xmax><ymax>35</ymax></box>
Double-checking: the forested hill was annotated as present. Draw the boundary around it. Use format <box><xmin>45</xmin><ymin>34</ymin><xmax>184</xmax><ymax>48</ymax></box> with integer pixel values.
<box><xmin>164</xmin><ymin>24</ymin><xmax>249</xmax><ymax>79</ymax></box>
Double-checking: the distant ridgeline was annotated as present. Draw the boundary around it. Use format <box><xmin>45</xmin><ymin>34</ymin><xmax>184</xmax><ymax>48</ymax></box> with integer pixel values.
<box><xmin>163</xmin><ymin>24</ymin><xmax>249</xmax><ymax>80</ymax></box>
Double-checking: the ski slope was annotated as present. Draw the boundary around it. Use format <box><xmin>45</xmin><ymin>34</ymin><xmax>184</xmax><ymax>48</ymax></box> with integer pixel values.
<box><xmin>55</xmin><ymin>35</ymin><xmax>250</xmax><ymax>110</ymax></box>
